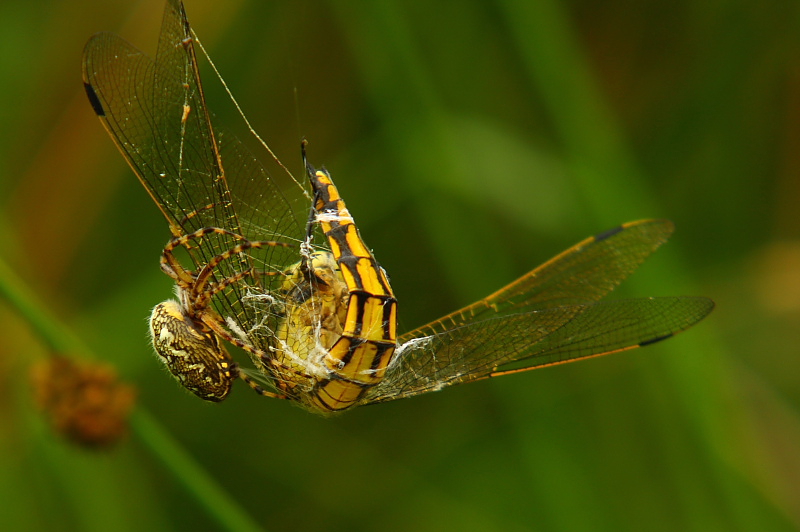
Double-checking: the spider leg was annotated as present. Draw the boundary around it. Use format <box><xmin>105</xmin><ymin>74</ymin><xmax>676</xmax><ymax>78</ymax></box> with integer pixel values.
<box><xmin>230</xmin><ymin>364</ymin><xmax>287</xmax><ymax>400</ymax></box>
<box><xmin>160</xmin><ymin>227</ymin><xmax>242</xmax><ymax>286</ymax></box>
<box><xmin>193</xmin><ymin>239</ymin><xmax>291</xmax><ymax>296</ymax></box>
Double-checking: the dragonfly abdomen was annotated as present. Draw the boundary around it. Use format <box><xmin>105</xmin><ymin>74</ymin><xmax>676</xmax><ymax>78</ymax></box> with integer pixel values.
<box><xmin>305</xmin><ymin>167</ymin><xmax>398</xmax><ymax>412</ymax></box>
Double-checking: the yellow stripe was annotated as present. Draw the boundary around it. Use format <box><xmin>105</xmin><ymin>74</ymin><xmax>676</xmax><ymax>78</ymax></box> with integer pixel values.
<box><xmin>318</xmin><ymin>379</ymin><xmax>364</xmax><ymax>406</ymax></box>
<box><xmin>328</xmin><ymin>236</ymin><xmax>342</xmax><ymax>258</ymax></box>
<box><xmin>342</xmin><ymin>225</ymin><xmax>371</xmax><ymax>258</ymax></box>
<box><xmin>340</xmin><ymin>263</ymin><xmax>358</xmax><ymax>289</ymax></box>
<box><xmin>357</xmin><ymin>258</ymin><xmax>387</xmax><ymax>295</ymax></box>
<box><xmin>343</xmin><ymin>294</ymin><xmax>362</xmax><ymax>333</ymax></box>
<box><xmin>387</xmin><ymin>302</ymin><xmax>397</xmax><ymax>339</ymax></box>
<box><xmin>361</xmin><ymin>297</ymin><xmax>388</xmax><ymax>342</ymax></box>
<box><xmin>340</xmin><ymin>342</ymin><xmax>378</xmax><ymax>381</ymax></box>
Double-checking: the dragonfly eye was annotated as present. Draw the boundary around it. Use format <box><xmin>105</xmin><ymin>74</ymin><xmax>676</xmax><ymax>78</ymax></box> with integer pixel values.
<box><xmin>149</xmin><ymin>300</ymin><xmax>235</xmax><ymax>402</ymax></box>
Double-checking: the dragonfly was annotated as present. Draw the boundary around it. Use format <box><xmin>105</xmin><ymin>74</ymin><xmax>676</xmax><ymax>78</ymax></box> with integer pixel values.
<box><xmin>82</xmin><ymin>0</ymin><xmax>714</xmax><ymax>415</ymax></box>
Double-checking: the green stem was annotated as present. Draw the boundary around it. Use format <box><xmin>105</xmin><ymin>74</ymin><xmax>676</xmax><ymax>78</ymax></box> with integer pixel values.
<box><xmin>0</xmin><ymin>257</ymin><xmax>81</xmax><ymax>354</ymax></box>
<box><xmin>131</xmin><ymin>409</ymin><xmax>266</xmax><ymax>532</ymax></box>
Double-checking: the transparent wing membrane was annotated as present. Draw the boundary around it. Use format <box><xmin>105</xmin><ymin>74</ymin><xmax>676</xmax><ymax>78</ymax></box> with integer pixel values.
<box><xmin>365</xmin><ymin>297</ymin><xmax>713</xmax><ymax>403</ymax></box>
<box><xmin>82</xmin><ymin>0</ymin><xmax>305</xmax><ymax>352</ymax></box>
<box><xmin>397</xmin><ymin>220</ymin><xmax>675</xmax><ymax>341</ymax></box>
<box><xmin>363</xmin><ymin>221</ymin><xmax>713</xmax><ymax>404</ymax></box>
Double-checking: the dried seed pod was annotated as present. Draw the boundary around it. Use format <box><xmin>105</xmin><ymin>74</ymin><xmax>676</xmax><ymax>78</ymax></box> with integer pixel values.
<box><xmin>31</xmin><ymin>356</ymin><xmax>136</xmax><ymax>448</ymax></box>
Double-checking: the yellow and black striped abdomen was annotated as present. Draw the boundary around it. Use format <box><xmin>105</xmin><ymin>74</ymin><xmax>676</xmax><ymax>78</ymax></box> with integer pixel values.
<box><xmin>307</xmin><ymin>168</ymin><xmax>398</xmax><ymax>412</ymax></box>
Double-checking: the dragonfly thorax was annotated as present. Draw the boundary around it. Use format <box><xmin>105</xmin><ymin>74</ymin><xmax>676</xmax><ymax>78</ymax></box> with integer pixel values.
<box><xmin>271</xmin><ymin>251</ymin><xmax>350</xmax><ymax>391</ymax></box>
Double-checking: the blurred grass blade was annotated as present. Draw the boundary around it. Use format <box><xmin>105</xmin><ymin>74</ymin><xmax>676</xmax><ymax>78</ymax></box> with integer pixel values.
<box><xmin>132</xmin><ymin>409</ymin><xmax>266</xmax><ymax>532</ymax></box>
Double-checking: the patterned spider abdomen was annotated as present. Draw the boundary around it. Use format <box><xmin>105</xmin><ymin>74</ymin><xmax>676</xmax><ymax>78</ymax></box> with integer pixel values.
<box><xmin>149</xmin><ymin>300</ymin><xmax>236</xmax><ymax>402</ymax></box>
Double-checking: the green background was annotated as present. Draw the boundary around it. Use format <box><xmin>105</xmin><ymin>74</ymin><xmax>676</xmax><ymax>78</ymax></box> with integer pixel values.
<box><xmin>1</xmin><ymin>0</ymin><xmax>799</xmax><ymax>530</ymax></box>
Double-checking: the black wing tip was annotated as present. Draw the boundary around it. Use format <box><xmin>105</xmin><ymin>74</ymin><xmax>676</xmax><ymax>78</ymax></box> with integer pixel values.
<box><xmin>593</xmin><ymin>218</ymin><xmax>676</xmax><ymax>244</ymax></box>
<box><xmin>638</xmin><ymin>296</ymin><xmax>716</xmax><ymax>348</ymax></box>
<box><xmin>593</xmin><ymin>224</ymin><xmax>625</xmax><ymax>242</ymax></box>
<box><xmin>639</xmin><ymin>333</ymin><xmax>674</xmax><ymax>347</ymax></box>
<box><xmin>83</xmin><ymin>82</ymin><xmax>105</xmax><ymax>117</ymax></box>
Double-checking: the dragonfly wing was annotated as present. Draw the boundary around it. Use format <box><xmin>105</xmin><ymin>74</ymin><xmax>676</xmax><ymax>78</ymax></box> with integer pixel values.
<box><xmin>82</xmin><ymin>0</ymin><xmax>303</xmax><ymax>346</ymax></box>
<box><xmin>82</xmin><ymin>2</ymin><xmax>236</xmax><ymax>248</ymax></box>
<box><xmin>400</xmin><ymin>220</ymin><xmax>675</xmax><ymax>347</ymax></box>
<box><xmin>363</xmin><ymin>296</ymin><xmax>714</xmax><ymax>404</ymax></box>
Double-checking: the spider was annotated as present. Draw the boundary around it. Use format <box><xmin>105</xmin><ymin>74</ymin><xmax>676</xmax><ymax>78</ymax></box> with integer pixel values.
<box><xmin>150</xmin><ymin>226</ymin><xmax>292</xmax><ymax>402</ymax></box>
